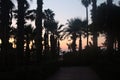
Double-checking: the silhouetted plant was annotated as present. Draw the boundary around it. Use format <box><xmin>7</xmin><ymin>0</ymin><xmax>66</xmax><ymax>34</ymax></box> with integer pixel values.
<box><xmin>91</xmin><ymin>0</ymin><xmax>98</xmax><ymax>48</ymax></box>
<box><xmin>81</xmin><ymin>0</ymin><xmax>91</xmax><ymax>47</ymax></box>
<box><xmin>96</xmin><ymin>1</ymin><xmax>120</xmax><ymax>52</ymax></box>
<box><xmin>0</xmin><ymin>0</ymin><xmax>14</xmax><ymax>67</ymax></box>
<box><xmin>24</xmin><ymin>24</ymin><xmax>34</xmax><ymax>64</ymax></box>
<box><xmin>63</xmin><ymin>18</ymin><xmax>87</xmax><ymax>52</ymax></box>
<box><xmin>35</xmin><ymin>0</ymin><xmax>43</xmax><ymax>63</ymax></box>
<box><xmin>43</xmin><ymin>9</ymin><xmax>64</xmax><ymax>58</ymax></box>
<box><xmin>43</xmin><ymin>9</ymin><xmax>55</xmax><ymax>54</ymax></box>
<box><xmin>17</xmin><ymin>0</ymin><xmax>29</xmax><ymax>65</ymax></box>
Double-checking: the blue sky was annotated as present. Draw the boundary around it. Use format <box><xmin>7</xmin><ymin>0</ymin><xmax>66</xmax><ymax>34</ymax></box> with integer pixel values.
<box><xmin>12</xmin><ymin>0</ymin><xmax>120</xmax><ymax>25</ymax></box>
<box><xmin>28</xmin><ymin>0</ymin><xmax>119</xmax><ymax>25</ymax></box>
<box><xmin>29</xmin><ymin>0</ymin><xmax>91</xmax><ymax>24</ymax></box>
<box><xmin>43</xmin><ymin>0</ymin><xmax>87</xmax><ymax>24</ymax></box>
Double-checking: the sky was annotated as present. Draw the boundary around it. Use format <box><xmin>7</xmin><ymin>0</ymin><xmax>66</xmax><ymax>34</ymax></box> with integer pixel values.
<box><xmin>28</xmin><ymin>0</ymin><xmax>119</xmax><ymax>24</ymax></box>
<box><xmin>12</xmin><ymin>0</ymin><xmax>120</xmax><ymax>51</ymax></box>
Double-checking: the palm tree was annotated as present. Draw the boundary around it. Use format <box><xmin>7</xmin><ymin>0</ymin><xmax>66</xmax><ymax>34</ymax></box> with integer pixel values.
<box><xmin>55</xmin><ymin>24</ymin><xmax>64</xmax><ymax>54</ymax></box>
<box><xmin>43</xmin><ymin>9</ymin><xmax>55</xmax><ymax>54</ymax></box>
<box><xmin>24</xmin><ymin>25</ymin><xmax>34</xmax><ymax>63</ymax></box>
<box><xmin>9</xmin><ymin>27</ymin><xmax>17</xmax><ymax>48</ymax></box>
<box><xmin>81</xmin><ymin>0</ymin><xmax>91</xmax><ymax>47</ymax></box>
<box><xmin>35</xmin><ymin>0</ymin><xmax>43</xmax><ymax>63</ymax></box>
<box><xmin>44</xmin><ymin>20</ymin><xmax>59</xmax><ymax>57</ymax></box>
<box><xmin>49</xmin><ymin>21</ymin><xmax>63</xmax><ymax>55</ymax></box>
<box><xmin>12</xmin><ymin>3</ymin><xmax>36</xmax><ymax>64</ymax></box>
<box><xmin>78</xmin><ymin>20</ymin><xmax>87</xmax><ymax>52</ymax></box>
<box><xmin>43</xmin><ymin>9</ymin><xmax>64</xmax><ymax>58</ymax></box>
<box><xmin>17</xmin><ymin>0</ymin><xmax>29</xmax><ymax>65</ymax></box>
<box><xmin>63</xmin><ymin>18</ymin><xmax>87</xmax><ymax>52</ymax></box>
<box><xmin>0</xmin><ymin>0</ymin><xmax>14</xmax><ymax>66</ymax></box>
<box><xmin>96</xmin><ymin>1</ymin><xmax>120</xmax><ymax>52</ymax></box>
<box><xmin>91</xmin><ymin>0</ymin><xmax>98</xmax><ymax>48</ymax></box>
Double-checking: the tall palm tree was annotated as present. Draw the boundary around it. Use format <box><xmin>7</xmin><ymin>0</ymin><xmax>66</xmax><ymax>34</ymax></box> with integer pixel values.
<box><xmin>0</xmin><ymin>0</ymin><xmax>14</xmax><ymax>66</ymax></box>
<box><xmin>91</xmin><ymin>0</ymin><xmax>98</xmax><ymax>48</ymax></box>
<box><xmin>81</xmin><ymin>0</ymin><xmax>91</xmax><ymax>47</ymax></box>
<box><xmin>17</xmin><ymin>0</ymin><xmax>29</xmax><ymax>65</ymax></box>
<box><xmin>35</xmin><ymin>0</ymin><xmax>43</xmax><ymax>63</ymax></box>
<box><xmin>12</xmin><ymin>3</ymin><xmax>36</xmax><ymax>64</ymax></box>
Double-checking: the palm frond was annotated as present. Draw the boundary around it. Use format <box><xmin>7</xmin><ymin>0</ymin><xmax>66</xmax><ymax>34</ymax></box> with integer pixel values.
<box><xmin>81</xmin><ymin>0</ymin><xmax>91</xmax><ymax>7</ymax></box>
<box><xmin>58</xmin><ymin>24</ymin><xmax>64</xmax><ymax>30</ymax></box>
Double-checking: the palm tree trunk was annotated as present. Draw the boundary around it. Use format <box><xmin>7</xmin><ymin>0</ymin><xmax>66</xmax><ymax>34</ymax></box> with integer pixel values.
<box><xmin>107</xmin><ymin>33</ymin><xmax>114</xmax><ymax>54</ymax></box>
<box><xmin>26</xmin><ymin>35</ymin><xmax>30</xmax><ymax>64</ymax></box>
<box><xmin>72</xmin><ymin>33</ymin><xmax>77</xmax><ymax>52</ymax></box>
<box><xmin>92</xmin><ymin>0</ymin><xmax>98</xmax><ymax>48</ymax></box>
<box><xmin>93</xmin><ymin>32</ymin><xmax>98</xmax><ymax>47</ymax></box>
<box><xmin>44</xmin><ymin>31</ymin><xmax>49</xmax><ymax>54</ymax></box>
<box><xmin>79</xmin><ymin>34</ymin><xmax>82</xmax><ymax>53</ymax></box>
<box><xmin>118</xmin><ymin>37</ymin><xmax>120</xmax><ymax>51</ymax></box>
<box><xmin>17</xmin><ymin>0</ymin><xmax>25</xmax><ymax>65</ymax></box>
<box><xmin>50</xmin><ymin>34</ymin><xmax>54</xmax><ymax>56</ymax></box>
<box><xmin>35</xmin><ymin>0</ymin><xmax>43</xmax><ymax>63</ymax></box>
<box><xmin>57</xmin><ymin>39</ymin><xmax>60</xmax><ymax>55</ymax></box>
<box><xmin>50</xmin><ymin>34</ymin><xmax>57</xmax><ymax>57</ymax></box>
<box><xmin>1</xmin><ymin>0</ymin><xmax>12</xmax><ymax>66</ymax></box>
<box><xmin>86</xmin><ymin>7</ymin><xmax>89</xmax><ymax>47</ymax></box>
<box><xmin>114</xmin><ymin>39</ymin><xmax>117</xmax><ymax>51</ymax></box>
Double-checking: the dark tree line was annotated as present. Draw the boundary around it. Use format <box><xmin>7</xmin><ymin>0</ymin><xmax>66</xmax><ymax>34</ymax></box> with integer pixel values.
<box><xmin>0</xmin><ymin>0</ymin><xmax>63</xmax><ymax>68</ymax></box>
<box><xmin>0</xmin><ymin>0</ymin><xmax>120</xmax><ymax>70</ymax></box>
<box><xmin>95</xmin><ymin>0</ymin><xmax>120</xmax><ymax>52</ymax></box>
<box><xmin>0</xmin><ymin>0</ymin><xmax>43</xmax><ymax>68</ymax></box>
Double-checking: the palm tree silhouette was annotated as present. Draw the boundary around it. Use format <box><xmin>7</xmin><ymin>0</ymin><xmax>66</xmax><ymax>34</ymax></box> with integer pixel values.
<box><xmin>63</xmin><ymin>18</ymin><xmax>87</xmax><ymax>52</ymax></box>
<box><xmin>0</xmin><ymin>0</ymin><xmax>14</xmax><ymax>66</ymax></box>
<box><xmin>17</xmin><ymin>0</ymin><xmax>29</xmax><ymax>65</ymax></box>
<box><xmin>96</xmin><ymin>1</ymin><xmax>120</xmax><ymax>52</ymax></box>
<box><xmin>35</xmin><ymin>0</ymin><xmax>43</xmax><ymax>63</ymax></box>
<box><xmin>43</xmin><ymin>9</ymin><xmax>55</xmax><ymax>54</ymax></box>
<box><xmin>81</xmin><ymin>0</ymin><xmax>91</xmax><ymax>47</ymax></box>
<box><xmin>91</xmin><ymin>0</ymin><xmax>98</xmax><ymax>48</ymax></box>
<box><xmin>55</xmin><ymin>24</ymin><xmax>64</xmax><ymax>54</ymax></box>
<box><xmin>43</xmin><ymin>9</ymin><xmax>64</xmax><ymax>58</ymax></box>
<box><xmin>49</xmin><ymin>21</ymin><xmax>63</xmax><ymax>56</ymax></box>
<box><xmin>24</xmin><ymin>25</ymin><xmax>34</xmax><ymax>64</ymax></box>
<box><xmin>78</xmin><ymin>20</ymin><xmax>87</xmax><ymax>52</ymax></box>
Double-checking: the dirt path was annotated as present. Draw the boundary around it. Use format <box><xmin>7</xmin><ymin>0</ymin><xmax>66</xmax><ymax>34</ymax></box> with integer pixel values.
<box><xmin>47</xmin><ymin>67</ymin><xmax>101</xmax><ymax>80</ymax></box>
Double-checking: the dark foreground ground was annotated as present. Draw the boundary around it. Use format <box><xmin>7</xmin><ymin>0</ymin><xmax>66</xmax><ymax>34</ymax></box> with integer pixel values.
<box><xmin>0</xmin><ymin>53</ymin><xmax>120</xmax><ymax>80</ymax></box>
<box><xmin>0</xmin><ymin>63</ymin><xmax>120</xmax><ymax>80</ymax></box>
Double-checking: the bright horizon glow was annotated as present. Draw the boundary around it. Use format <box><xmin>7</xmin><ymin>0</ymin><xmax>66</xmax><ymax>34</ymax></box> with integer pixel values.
<box><xmin>60</xmin><ymin>34</ymin><xmax>106</xmax><ymax>51</ymax></box>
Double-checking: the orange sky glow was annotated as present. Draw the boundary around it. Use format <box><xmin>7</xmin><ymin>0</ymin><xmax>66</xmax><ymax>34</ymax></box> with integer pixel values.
<box><xmin>60</xmin><ymin>34</ymin><xmax>105</xmax><ymax>51</ymax></box>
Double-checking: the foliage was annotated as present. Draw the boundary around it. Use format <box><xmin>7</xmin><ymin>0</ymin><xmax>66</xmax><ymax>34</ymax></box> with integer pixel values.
<box><xmin>81</xmin><ymin>0</ymin><xmax>91</xmax><ymax>7</ymax></box>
